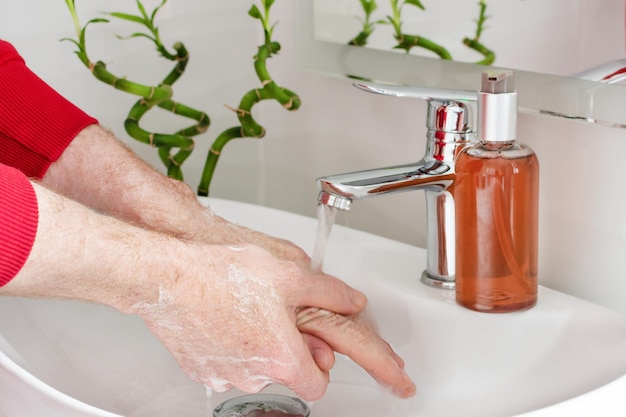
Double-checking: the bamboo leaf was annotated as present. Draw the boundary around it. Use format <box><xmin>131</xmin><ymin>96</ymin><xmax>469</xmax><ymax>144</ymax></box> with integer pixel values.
<box><xmin>361</xmin><ymin>0</ymin><xmax>377</xmax><ymax>14</ymax></box>
<box><xmin>64</xmin><ymin>0</ymin><xmax>77</xmax><ymax>17</ymax></box>
<box><xmin>150</xmin><ymin>0</ymin><xmax>168</xmax><ymax>22</ymax></box>
<box><xmin>136</xmin><ymin>0</ymin><xmax>149</xmax><ymax>19</ymax></box>
<box><xmin>109</xmin><ymin>12</ymin><xmax>145</xmax><ymax>25</ymax></box>
<box><xmin>82</xmin><ymin>18</ymin><xmax>109</xmax><ymax>43</ymax></box>
<box><xmin>60</xmin><ymin>37</ymin><xmax>81</xmax><ymax>48</ymax></box>
<box><xmin>269</xmin><ymin>22</ymin><xmax>278</xmax><ymax>38</ymax></box>
<box><xmin>404</xmin><ymin>0</ymin><xmax>425</xmax><ymax>10</ymax></box>
<box><xmin>118</xmin><ymin>32</ymin><xmax>156</xmax><ymax>43</ymax></box>
<box><xmin>87</xmin><ymin>17</ymin><xmax>110</xmax><ymax>24</ymax></box>
<box><xmin>78</xmin><ymin>27</ymin><xmax>87</xmax><ymax>45</ymax></box>
<box><xmin>248</xmin><ymin>4</ymin><xmax>262</xmax><ymax>19</ymax></box>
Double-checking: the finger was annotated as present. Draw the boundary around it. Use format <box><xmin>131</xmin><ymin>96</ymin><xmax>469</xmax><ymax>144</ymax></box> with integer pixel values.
<box><xmin>296</xmin><ymin>308</ymin><xmax>416</xmax><ymax>398</ymax></box>
<box><xmin>302</xmin><ymin>332</ymin><xmax>336</xmax><ymax>372</ymax></box>
<box><xmin>281</xmin><ymin>341</ymin><xmax>330</xmax><ymax>401</ymax></box>
<box><xmin>296</xmin><ymin>271</ymin><xmax>368</xmax><ymax>315</ymax></box>
<box><xmin>257</xmin><ymin>324</ymin><xmax>331</xmax><ymax>402</ymax></box>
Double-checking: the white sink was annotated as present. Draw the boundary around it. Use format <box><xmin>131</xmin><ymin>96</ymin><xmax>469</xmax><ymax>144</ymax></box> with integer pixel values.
<box><xmin>2</xmin><ymin>198</ymin><xmax>626</xmax><ymax>417</ymax></box>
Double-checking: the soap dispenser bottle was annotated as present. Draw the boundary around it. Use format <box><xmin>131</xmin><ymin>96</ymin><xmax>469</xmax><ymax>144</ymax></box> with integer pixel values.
<box><xmin>454</xmin><ymin>70</ymin><xmax>539</xmax><ymax>313</ymax></box>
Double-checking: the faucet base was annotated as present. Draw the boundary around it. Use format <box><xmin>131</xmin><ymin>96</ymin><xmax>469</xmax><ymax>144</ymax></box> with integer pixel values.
<box><xmin>420</xmin><ymin>270</ymin><xmax>455</xmax><ymax>290</ymax></box>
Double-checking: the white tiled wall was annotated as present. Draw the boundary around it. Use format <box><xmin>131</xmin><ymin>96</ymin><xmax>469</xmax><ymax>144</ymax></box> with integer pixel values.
<box><xmin>3</xmin><ymin>1</ymin><xmax>626</xmax><ymax>314</ymax></box>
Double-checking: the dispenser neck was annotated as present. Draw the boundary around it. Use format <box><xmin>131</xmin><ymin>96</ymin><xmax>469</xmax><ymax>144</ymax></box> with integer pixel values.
<box><xmin>478</xmin><ymin>91</ymin><xmax>517</xmax><ymax>143</ymax></box>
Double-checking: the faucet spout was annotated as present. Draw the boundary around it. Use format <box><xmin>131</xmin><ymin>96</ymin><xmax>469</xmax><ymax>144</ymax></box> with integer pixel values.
<box><xmin>317</xmin><ymin>190</ymin><xmax>352</xmax><ymax>211</ymax></box>
<box><xmin>317</xmin><ymin>159</ymin><xmax>454</xmax><ymax>206</ymax></box>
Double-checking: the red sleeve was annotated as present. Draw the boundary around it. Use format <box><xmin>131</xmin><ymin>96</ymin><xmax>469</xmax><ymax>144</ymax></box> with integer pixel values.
<box><xmin>0</xmin><ymin>163</ymin><xmax>38</xmax><ymax>287</ymax></box>
<box><xmin>0</xmin><ymin>39</ymin><xmax>98</xmax><ymax>179</ymax></box>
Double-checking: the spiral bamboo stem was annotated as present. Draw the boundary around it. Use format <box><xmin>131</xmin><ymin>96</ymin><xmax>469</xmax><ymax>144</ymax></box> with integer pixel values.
<box><xmin>63</xmin><ymin>0</ymin><xmax>210</xmax><ymax>182</ymax></box>
<box><xmin>197</xmin><ymin>1</ymin><xmax>301</xmax><ymax>196</ymax></box>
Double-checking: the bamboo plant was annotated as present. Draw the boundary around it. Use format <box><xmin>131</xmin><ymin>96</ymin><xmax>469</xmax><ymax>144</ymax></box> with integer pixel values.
<box><xmin>348</xmin><ymin>0</ymin><xmax>380</xmax><ymax>46</ymax></box>
<box><xmin>63</xmin><ymin>0</ymin><xmax>208</xmax><ymax>182</ymax></box>
<box><xmin>387</xmin><ymin>0</ymin><xmax>452</xmax><ymax>58</ymax></box>
<box><xmin>63</xmin><ymin>0</ymin><xmax>299</xmax><ymax>196</ymax></box>
<box><xmin>350</xmin><ymin>0</ymin><xmax>496</xmax><ymax>65</ymax></box>
<box><xmin>462</xmin><ymin>0</ymin><xmax>495</xmax><ymax>65</ymax></box>
<box><xmin>198</xmin><ymin>0</ymin><xmax>301</xmax><ymax>196</ymax></box>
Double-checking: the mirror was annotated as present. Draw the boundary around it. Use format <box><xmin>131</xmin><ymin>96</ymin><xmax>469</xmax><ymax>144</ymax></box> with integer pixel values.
<box><xmin>313</xmin><ymin>0</ymin><xmax>623</xmax><ymax>77</ymax></box>
<box><xmin>296</xmin><ymin>1</ymin><xmax>626</xmax><ymax>128</ymax></box>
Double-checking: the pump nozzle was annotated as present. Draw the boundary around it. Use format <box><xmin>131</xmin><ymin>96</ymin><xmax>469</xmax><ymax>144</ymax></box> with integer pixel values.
<box><xmin>481</xmin><ymin>70</ymin><xmax>515</xmax><ymax>94</ymax></box>
<box><xmin>478</xmin><ymin>70</ymin><xmax>518</xmax><ymax>142</ymax></box>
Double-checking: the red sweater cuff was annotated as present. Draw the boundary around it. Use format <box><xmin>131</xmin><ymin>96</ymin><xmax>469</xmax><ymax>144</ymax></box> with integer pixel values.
<box><xmin>0</xmin><ymin>163</ymin><xmax>38</xmax><ymax>287</ymax></box>
<box><xmin>0</xmin><ymin>40</ymin><xmax>98</xmax><ymax>179</ymax></box>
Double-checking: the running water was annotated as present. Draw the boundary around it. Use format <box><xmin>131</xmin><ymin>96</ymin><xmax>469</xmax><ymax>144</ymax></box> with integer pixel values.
<box><xmin>310</xmin><ymin>203</ymin><xmax>339</xmax><ymax>272</ymax></box>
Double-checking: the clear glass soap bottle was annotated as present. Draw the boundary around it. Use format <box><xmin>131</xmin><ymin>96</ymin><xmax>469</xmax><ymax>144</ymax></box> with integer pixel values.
<box><xmin>454</xmin><ymin>71</ymin><xmax>539</xmax><ymax>313</ymax></box>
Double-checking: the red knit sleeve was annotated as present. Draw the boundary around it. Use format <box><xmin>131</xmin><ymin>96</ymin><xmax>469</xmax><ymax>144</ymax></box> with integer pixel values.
<box><xmin>0</xmin><ymin>40</ymin><xmax>98</xmax><ymax>179</ymax></box>
<box><xmin>0</xmin><ymin>163</ymin><xmax>38</xmax><ymax>287</ymax></box>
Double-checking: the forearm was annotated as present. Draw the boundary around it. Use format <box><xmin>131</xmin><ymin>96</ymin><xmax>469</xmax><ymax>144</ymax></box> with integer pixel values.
<box><xmin>41</xmin><ymin>124</ymin><xmax>212</xmax><ymax>240</ymax></box>
<box><xmin>42</xmin><ymin>124</ymin><xmax>310</xmax><ymax>263</ymax></box>
<box><xmin>1</xmin><ymin>181</ymin><xmax>178</xmax><ymax>312</ymax></box>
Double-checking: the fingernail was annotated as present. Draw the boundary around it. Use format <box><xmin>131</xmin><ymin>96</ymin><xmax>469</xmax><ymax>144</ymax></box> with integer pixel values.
<box><xmin>400</xmin><ymin>371</ymin><xmax>417</xmax><ymax>398</ymax></box>
<box><xmin>392</xmin><ymin>380</ymin><xmax>417</xmax><ymax>398</ymax></box>
<box><xmin>352</xmin><ymin>290</ymin><xmax>368</xmax><ymax>309</ymax></box>
<box><xmin>403</xmin><ymin>382</ymin><xmax>417</xmax><ymax>398</ymax></box>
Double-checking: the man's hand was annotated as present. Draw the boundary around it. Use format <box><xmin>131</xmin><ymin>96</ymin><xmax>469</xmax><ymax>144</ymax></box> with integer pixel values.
<box><xmin>129</xmin><ymin>244</ymin><xmax>368</xmax><ymax>401</ymax></box>
<box><xmin>296</xmin><ymin>308</ymin><xmax>416</xmax><ymax>398</ymax></box>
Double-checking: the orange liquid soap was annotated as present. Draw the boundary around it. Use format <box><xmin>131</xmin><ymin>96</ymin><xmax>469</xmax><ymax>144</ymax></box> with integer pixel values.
<box><xmin>454</xmin><ymin>70</ymin><xmax>539</xmax><ymax>313</ymax></box>
<box><xmin>454</xmin><ymin>142</ymin><xmax>539</xmax><ymax>312</ymax></box>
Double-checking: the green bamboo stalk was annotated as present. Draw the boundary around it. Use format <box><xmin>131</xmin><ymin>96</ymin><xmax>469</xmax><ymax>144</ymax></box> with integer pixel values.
<box><xmin>348</xmin><ymin>0</ymin><xmax>379</xmax><ymax>46</ymax></box>
<box><xmin>463</xmin><ymin>0</ymin><xmax>496</xmax><ymax>65</ymax></box>
<box><xmin>394</xmin><ymin>34</ymin><xmax>452</xmax><ymax>59</ymax></box>
<box><xmin>62</xmin><ymin>0</ymin><xmax>210</xmax><ymax>182</ymax></box>
<box><xmin>387</xmin><ymin>0</ymin><xmax>452</xmax><ymax>59</ymax></box>
<box><xmin>463</xmin><ymin>38</ymin><xmax>495</xmax><ymax>65</ymax></box>
<box><xmin>197</xmin><ymin>0</ymin><xmax>301</xmax><ymax>197</ymax></box>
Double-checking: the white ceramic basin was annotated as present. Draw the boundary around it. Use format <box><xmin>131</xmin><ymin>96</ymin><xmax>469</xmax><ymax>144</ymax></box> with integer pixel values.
<box><xmin>2</xmin><ymin>198</ymin><xmax>626</xmax><ymax>417</ymax></box>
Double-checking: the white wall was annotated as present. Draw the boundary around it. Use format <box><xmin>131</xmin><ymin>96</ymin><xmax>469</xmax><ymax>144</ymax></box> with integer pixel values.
<box><xmin>3</xmin><ymin>1</ymin><xmax>626</xmax><ymax>314</ymax></box>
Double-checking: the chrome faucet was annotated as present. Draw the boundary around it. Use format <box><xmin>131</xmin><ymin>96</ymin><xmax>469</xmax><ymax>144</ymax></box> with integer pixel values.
<box><xmin>317</xmin><ymin>82</ymin><xmax>478</xmax><ymax>289</ymax></box>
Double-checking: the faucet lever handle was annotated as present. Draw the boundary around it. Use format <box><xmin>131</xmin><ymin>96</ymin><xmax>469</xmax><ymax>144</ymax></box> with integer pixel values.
<box><xmin>354</xmin><ymin>81</ymin><xmax>478</xmax><ymax>134</ymax></box>
<box><xmin>353</xmin><ymin>81</ymin><xmax>478</xmax><ymax>103</ymax></box>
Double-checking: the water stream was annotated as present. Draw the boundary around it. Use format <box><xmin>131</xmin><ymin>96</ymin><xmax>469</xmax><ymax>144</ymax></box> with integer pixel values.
<box><xmin>310</xmin><ymin>204</ymin><xmax>339</xmax><ymax>272</ymax></box>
